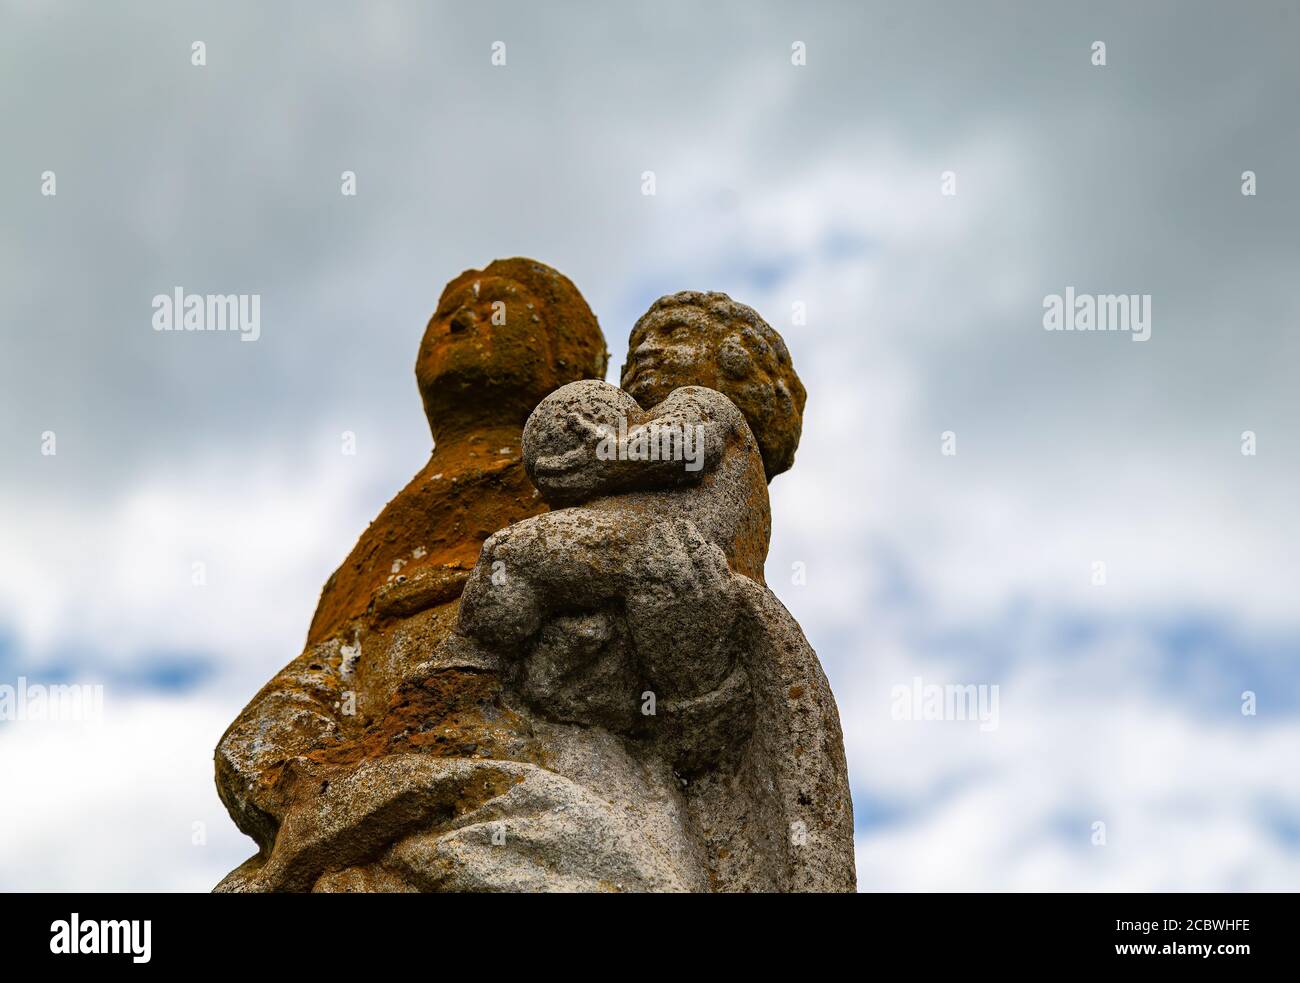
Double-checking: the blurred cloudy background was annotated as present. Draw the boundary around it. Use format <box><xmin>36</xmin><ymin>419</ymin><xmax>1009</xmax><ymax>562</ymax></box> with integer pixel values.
<box><xmin>2</xmin><ymin>0</ymin><xmax>1298</xmax><ymax>891</ymax></box>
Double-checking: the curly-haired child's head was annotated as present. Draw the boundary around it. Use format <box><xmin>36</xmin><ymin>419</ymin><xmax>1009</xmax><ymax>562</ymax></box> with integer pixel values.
<box><xmin>620</xmin><ymin>291</ymin><xmax>806</xmax><ymax>480</ymax></box>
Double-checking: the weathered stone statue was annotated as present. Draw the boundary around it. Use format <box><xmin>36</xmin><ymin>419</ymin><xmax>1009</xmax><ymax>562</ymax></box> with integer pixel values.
<box><xmin>214</xmin><ymin>269</ymin><xmax>855</xmax><ymax>892</ymax></box>
<box><xmin>213</xmin><ymin>258</ymin><xmax>610</xmax><ymax>884</ymax></box>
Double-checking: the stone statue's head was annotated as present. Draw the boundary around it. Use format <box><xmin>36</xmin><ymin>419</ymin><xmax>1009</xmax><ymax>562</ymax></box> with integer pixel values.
<box><xmin>621</xmin><ymin>291</ymin><xmax>806</xmax><ymax>480</ymax></box>
<box><xmin>416</xmin><ymin>258</ymin><xmax>608</xmax><ymax>440</ymax></box>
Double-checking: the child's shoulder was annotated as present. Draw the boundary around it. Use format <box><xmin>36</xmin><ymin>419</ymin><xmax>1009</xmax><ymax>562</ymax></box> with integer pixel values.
<box><xmin>643</xmin><ymin>385</ymin><xmax>750</xmax><ymax>432</ymax></box>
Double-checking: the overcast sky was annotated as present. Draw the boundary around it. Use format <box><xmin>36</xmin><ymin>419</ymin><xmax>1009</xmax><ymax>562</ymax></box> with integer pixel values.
<box><xmin>2</xmin><ymin>0</ymin><xmax>1298</xmax><ymax>890</ymax></box>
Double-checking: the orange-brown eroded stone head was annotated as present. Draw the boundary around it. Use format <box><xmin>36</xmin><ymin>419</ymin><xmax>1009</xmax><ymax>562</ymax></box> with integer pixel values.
<box><xmin>620</xmin><ymin>291</ymin><xmax>806</xmax><ymax>481</ymax></box>
<box><xmin>417</xmin><ymin>258</ymin><xmax>609</xmax><ymax>444</ymax></box>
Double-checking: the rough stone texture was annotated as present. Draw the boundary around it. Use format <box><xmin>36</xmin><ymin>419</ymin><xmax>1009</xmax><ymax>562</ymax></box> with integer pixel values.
<box><xmin>214</xmin><ymin>258</ymin><xmax>608</xmax><ymax>871</ymax></box>
<box><xmin>307</xmin><ymin>257</ymin><xmax>610</xmax><ymax>644</ymax></box>
<box><xmin>622</xmin><ymin>290</ymin><xmax>807</xmax><ymax>481</ymax></box>
<box><xmin>214</xmin><ymin>276</ymin><xmax>855</xmax><ymax>893</ymax></box>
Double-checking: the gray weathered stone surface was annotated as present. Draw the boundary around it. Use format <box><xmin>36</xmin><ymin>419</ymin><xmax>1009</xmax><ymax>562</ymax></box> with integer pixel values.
<box><xmin>214</xmin><ymin>278</ymin><xmax>854</xmax><ymax>892</ymax></box>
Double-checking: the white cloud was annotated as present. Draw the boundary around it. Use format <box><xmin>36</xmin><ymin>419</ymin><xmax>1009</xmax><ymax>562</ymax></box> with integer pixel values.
<box><xmin>838</xmin><ymin>609</ymin><xmax>1300</xmax><ymax>891</ymax></box>
<box><xmin>0</xmin><ymin>695</ymin><xmax>253</xmax><ymax>891</ymax></box>
<box><xmin>0</xmin><ymin>436</ymin><xmax>398</xmax><ymax>687</ymax></box>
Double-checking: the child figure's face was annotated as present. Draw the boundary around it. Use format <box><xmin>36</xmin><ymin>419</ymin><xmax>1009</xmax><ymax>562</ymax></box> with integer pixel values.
<box><xmin>620</xmin><ymin>294</ymin><xmax>805</xmax><ymax>480</ymax></box>
<box><xmin>620</xmin><ymin>310</ymin><xmax>715</xmax><ymax>408</ymax></box>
